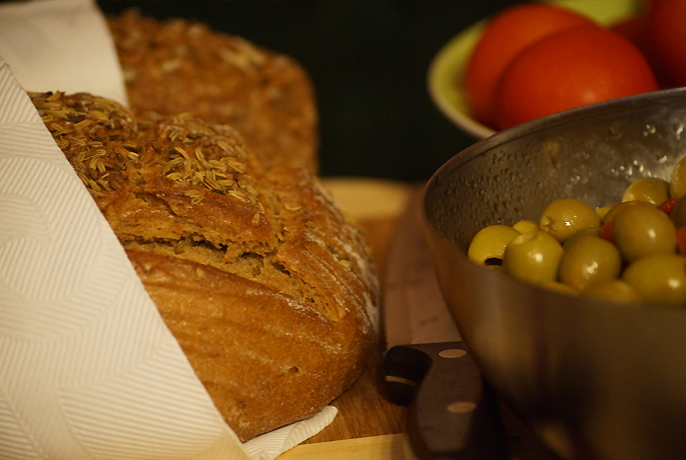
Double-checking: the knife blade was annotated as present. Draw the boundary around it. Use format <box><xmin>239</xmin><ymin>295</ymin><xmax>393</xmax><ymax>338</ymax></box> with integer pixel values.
<box><xmin>382</xmin><ymin>185</ymin><xmax>508</xmax><ymax>460</ymax></box>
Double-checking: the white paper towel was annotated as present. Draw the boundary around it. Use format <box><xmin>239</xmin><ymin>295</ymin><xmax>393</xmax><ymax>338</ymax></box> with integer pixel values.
<box><xmin>0</xmin><ymin>0</ymin><xmax>128</xmax><ymax>105</ymax></box>
<box><xmin>0</xmin><ymin>1</ymin><xmax>336</xmax><ymax>459</ymax></box>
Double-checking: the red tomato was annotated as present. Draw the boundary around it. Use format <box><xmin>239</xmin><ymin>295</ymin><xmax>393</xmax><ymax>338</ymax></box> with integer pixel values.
<box><xmin>463</xmin><ymin>4</ymin><xmax>597</xmax><ymax>127</ymax></box>
<box><xmin>610</xmin><ymin>13</ymin><xmax>672</xmax><ymax>88</ymax></box>
<box><xmin>495</xmin><ymin>27</ymin><xmax>659</xmax><ymax>130</ymax></box>
<box><xmin>648</xmin><ymin>0</ymin><xmax>686</xmax><ymax>87</ymax></box>
<box><xmin>610</xmin><ymin>13</ymin><xmax>649</xmax><ymax>45</ymax></box>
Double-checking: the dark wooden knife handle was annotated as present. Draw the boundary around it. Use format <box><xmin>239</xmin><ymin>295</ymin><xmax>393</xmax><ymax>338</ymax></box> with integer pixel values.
<box><xmin>384</xmin><ymin>342</ymin><xmax>508</xmax><ymax>460</ymax></box>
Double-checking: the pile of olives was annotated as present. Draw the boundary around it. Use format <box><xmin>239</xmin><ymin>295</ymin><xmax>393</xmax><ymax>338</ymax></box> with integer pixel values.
<box><xmin>467</xmin><ymin>156</ymin><xmax>686</xmax><ymax>306</ymax></box>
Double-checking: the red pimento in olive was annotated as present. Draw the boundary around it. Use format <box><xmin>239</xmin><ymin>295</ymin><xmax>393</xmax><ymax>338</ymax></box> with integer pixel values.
<box><xmin>677</xmin><ymin>227</ymin><xmax>686</xmax><ymax>256</ymax></box>
<box><xmin>600</xmin><ymin>221</ymin><xmax>614</xmax><ymax>244</ymax></box>
<box><xmin>659</xmin><ymin>196</ymin><xmax>679</xmax><ymax>216</ymax></box>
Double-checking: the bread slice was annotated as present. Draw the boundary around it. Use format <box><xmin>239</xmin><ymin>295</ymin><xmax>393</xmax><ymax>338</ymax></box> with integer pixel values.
<box><xmin>31</xmin><ymin>91</ymin><xmax>378</xmax><ymax>441</ymax></box>
<box><xmin>107</xmin><ymin>9</ymin><xmax>319</xmax><ymax>173</ymax></box>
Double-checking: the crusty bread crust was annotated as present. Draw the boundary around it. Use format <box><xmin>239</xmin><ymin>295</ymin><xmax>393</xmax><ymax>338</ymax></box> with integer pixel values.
<box><xmin>31</xmin><ymin>91</ymin><xmax>379</xmax><ymax>441</ymax></box>
<box><xmin>107</xmin><ymin>9</ymin><xmax>319</xmax><ymax>173</ymax></box>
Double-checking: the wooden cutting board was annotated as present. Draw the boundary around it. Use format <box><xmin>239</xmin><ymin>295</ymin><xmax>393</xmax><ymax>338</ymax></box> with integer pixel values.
<box><xmin>282</xmin><ymin>178</ymin><xmax>564</xmax><ymax>460</ymax></box>
<box><xmin>280</xmin><ymin>434</ymin><xmax>407</xmax><ymax>460</ymax></box>
<box><xmin>279</xmin><ymin>178</ymin><xmax>411</xmax><ymax>458</ymax></box>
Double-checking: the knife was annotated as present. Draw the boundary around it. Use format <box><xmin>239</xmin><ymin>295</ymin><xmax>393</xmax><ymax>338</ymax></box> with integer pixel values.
<box><xmin>382</xmin><ymin>185</ymin><xmax>508</xmax><ymax>460</ymax></box>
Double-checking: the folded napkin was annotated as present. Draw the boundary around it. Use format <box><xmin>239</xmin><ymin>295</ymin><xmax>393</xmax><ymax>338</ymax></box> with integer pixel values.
<box><xmin>0</xmin><ymin>1</ymin><xmax>335</xmax><ymax>459</ymax></box>
<box><xmin>0</xmin><ymin>0</ymin><xmax>128</xmax><ymax>105</ymax></box>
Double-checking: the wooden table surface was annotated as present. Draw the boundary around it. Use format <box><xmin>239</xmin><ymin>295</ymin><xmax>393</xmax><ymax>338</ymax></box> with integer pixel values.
<box><xmin>279</xmin><ymin>178</ymin><xmax>566</xmax><ymax>460</ymax></box>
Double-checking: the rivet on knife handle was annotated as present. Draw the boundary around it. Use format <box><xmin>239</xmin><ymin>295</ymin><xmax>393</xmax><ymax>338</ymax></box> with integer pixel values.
<box><xmin>384</xmin><ymin>342</ymin><xmax>508</xmax><ymax>460</ymax></box>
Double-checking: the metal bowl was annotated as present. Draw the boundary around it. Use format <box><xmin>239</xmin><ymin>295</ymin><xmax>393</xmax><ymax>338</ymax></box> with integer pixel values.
<box><xmin>423</xmin><ymin>88</ymin><xmax>686</xmax><ymax>460</ymax></box>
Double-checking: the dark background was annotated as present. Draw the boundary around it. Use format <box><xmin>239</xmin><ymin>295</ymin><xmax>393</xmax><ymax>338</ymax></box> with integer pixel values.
<box><xmin>97</xmin><ymin>1</ymin><xmax>521</xmax><ymax>181</ymax></box>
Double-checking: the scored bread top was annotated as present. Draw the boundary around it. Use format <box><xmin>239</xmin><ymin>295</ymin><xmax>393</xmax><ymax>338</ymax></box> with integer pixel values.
<box><xmin>108</xmin><ymin>9</ymin><xmax>319</xmax><ymax>173</ymax></box>
<box><xmin>31</xmin><ymin>91</ymin><xmax>379</xmax><ymax>440</ymax></box>
<box><xmin>32</xmin><ymin>91</ymin><xmax>378</xmax><ymax>323</ymax></box>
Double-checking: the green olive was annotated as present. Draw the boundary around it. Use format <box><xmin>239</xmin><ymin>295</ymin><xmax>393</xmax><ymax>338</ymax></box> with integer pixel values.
<box><xmin>485</xmin><ymin>265</ymin><xmax>505</xmax><ymax>273</ymax></box>
<box><xmin>612</xmin><ymin>200</ymin><xmax>676</xmax><ymax>262</ymax></box>
<box><xmin>468</xmin><ymin>225</ymin><xmax>521</xmax><ymax>266</ymax></box>
<box><xmin>562</xmin><ymin>227</ymin><xmax>601</xmax><ymax>250</ymax></box>
<box><xmin>596</xmin><ymin>204</ymin><xmax>616</xmax><ymax>221</ymax></box>
<box><xmin>542</xmin><ymin>281</ymin><xmax>578</xmax><ymax>296</ymax></box>
<box><xmin>513</xmin><ymin>220</ymin><xmax>539</xmax><ymax>234</ymax></box>
<box><xmin>671</xmin><ymin>196</ymin><xmax>686</xmax><ymax>229</ymax></box>
<box><xmin>582</xmin><ymin>279</ymin><xmax>641</xmax><ymax>304</ymax></box>
<box><xmin>539</xmin><ymin>198</ymin><xmax>601</xmax><ymax>243</ymax></box>
<box><xmin>502</xmin><ymin>231</ymin><xmax>564</xmax><ymax>285</ymax></box>
<box><xmin>558</xmin><ymin>236</ymin><xmax>622</xmax><ymax>291</ymax></box>
<box><xmin>602</xmin><ymin>201</ymin><xmax>633</xmax><ymax>223</ymax></box>
<box><xmin>622</xmin><ymin>177</ymin><xmax>670</xmax><ymax>205</ymax></box>
<box><xmin>670</xmin><ymin>155</ymin><xmax>686</xmax><ymax>199</ymax></box>
<box><xmin>623</xmin><ymin>254</ymin><xmax>686</xmax><ymax>305</ymax></box>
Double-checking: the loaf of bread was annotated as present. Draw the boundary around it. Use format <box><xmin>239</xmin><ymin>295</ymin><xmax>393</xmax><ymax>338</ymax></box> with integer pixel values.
<box><xmin>107</xmin><ymin>9</ymin><xmax>319</xmax><ymax>173</ymax></box>
<box><xmin>30</xmin><ymin>91</ymin><xmax>379</xmax><ymax>442</ymax></box>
